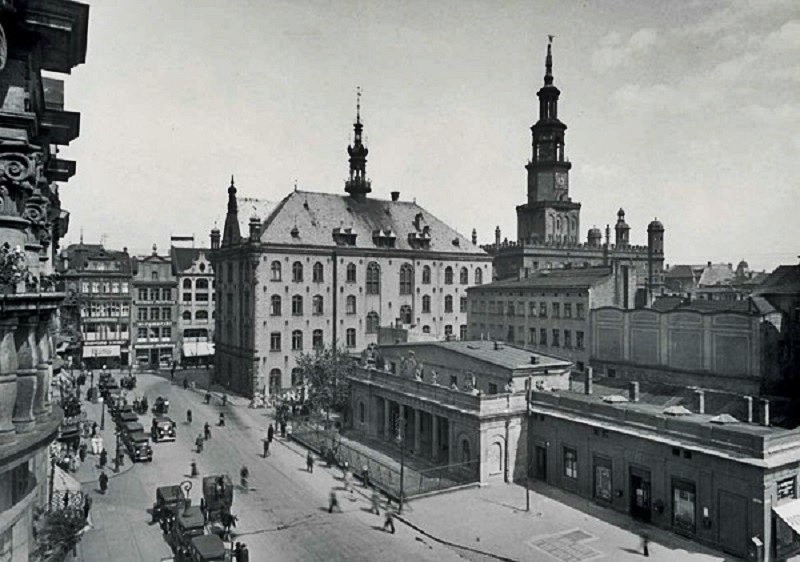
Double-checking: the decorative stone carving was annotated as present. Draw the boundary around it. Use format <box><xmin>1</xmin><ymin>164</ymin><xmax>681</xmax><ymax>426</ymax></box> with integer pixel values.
<box><xmin>33</xmin><ymin>314</ymin><xmax>52</xmax><ymax>419</ymax></box>
<box><xmin>12</xmin><ymin>317</ymin><xmax>38</xmax><ymax>433</ymax></box>
<box><xmin>430</xmin><ymin>370</ymin><xmax>439</xmax><ymax>385</ymax></box>
<box><xmin>0</xmin><ymin>320</ymin><xmax>19</xmax><ymax>441</ymax></box>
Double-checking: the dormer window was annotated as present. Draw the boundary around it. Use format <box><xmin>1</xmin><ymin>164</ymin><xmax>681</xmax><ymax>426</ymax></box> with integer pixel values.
<box><xmin>332</xmin><ymin>227</ymin><xmax>357</xmax><ymax>246</ymax></box>
<box><xmin>372</xmin><ymin>228</ymin><xmax>396</xmax><ymax>248</ymax></box>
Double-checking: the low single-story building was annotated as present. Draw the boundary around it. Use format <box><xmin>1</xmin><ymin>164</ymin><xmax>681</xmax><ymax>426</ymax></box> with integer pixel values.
<box><xmin>348</xmin><ymin>340</ymin><xmax>572</xmax><ymax>484</ymax></box>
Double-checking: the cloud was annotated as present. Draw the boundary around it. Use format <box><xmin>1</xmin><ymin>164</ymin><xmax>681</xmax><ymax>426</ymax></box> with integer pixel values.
<box><xmin>764</xmin><ymin>19</ymin><xmax>800</xmax><ymax>51</ymax></box>
<box><xmin>591</xmin><ymin>28</ymin><xmax>659</xmax><ymax>72</ymax></box>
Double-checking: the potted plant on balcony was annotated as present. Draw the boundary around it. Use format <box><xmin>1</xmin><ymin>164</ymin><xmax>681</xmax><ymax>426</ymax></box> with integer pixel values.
<box><xmin>0</xmin><ymin>242</ymin><xmax>35</xmax><ymax>294</ymax></box>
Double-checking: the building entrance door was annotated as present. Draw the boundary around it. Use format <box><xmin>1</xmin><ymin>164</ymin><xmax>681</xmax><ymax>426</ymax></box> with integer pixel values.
<box><xmin>149</xmin><ymin>349</ymin><xmax>159</xmax><ymax>366</ymax></box>
<box><xmin>534</xmin><ymin>446</ymin><xmax>547</xmax><ymax>481</ymax></box>
<box><xmin>718</xmin><ymin>490</ymin><xmax>747</xmax><ymax>558</ymax></box>
<box><xmin>630</xmin><ymin>468</ymin><xmax>651</xmax><ymax>522</ymax></box>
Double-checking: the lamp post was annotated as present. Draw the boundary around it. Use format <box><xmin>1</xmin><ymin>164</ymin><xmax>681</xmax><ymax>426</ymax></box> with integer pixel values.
<box><xmin>180</xmin><ymin>480</ymin><xmax>193</xmax><ymax>515</ymax></box>
<box><xmin>100</xmin><ymin>396</ymin><xmax>105</xmax><ymax>430</ymax></box>
<box><xmin>114</xmin><ymin>429</ymin><xmax>120</xmax><ymax>472</ymax></box>
<box><xmin>525</xmin><ymin>376</ymin><xmax>532</xmax><ymax>512</ymax></box>
<box><xmin>394</xmin><ymin>413</ymin><xmax>406</xmax><ymax>513</ymax></box>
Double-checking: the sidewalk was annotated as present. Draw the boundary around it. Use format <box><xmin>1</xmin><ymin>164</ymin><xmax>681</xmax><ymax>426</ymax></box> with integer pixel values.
<box><xmin>399</xmin><ymin>481</ymin><xmax>734</xmax><ymax>562</ymax></box>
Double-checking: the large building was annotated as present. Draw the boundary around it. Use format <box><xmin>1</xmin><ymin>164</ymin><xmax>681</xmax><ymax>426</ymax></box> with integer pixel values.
<box><xmin>57</xmin><ymin>243</ymin><xmax>133</xmax><ymax>369</ymax></box>
<box><xmin>467</xmin><ymin>265</ymin><xmax>635</xmax><ymax>371</ymax></box>
<box><xmin>483</xmin><ymin>40</ymin><xmax>665</xmax><ymax>307</ymax></box>
<box><xmin>348</xmin><ymin>341</ymin><xmax>571</xmax><ymax>484</ymax></box>
<box><xmin>528</xmin><ymin>377</ymin><xmax>800</xmax><ymax>561</ymax></box>
<box><xmin>0</xmin><ymin>1</ymin><xmax>88</xmax><ymax>559</ymax></box>
<box><xmin>171</xmin><ymin>246</ymin><xmax>215</xmax><ymax>366</ymax></box>
<box><xmin>212</xmin><ymin>101</ymin><xmax>493</xmax><ymax>397</ymax></box>
<box><xmin>131</xmin><ymin>247</ymin><xmax>178</xmax><ymax>368</ymax></box>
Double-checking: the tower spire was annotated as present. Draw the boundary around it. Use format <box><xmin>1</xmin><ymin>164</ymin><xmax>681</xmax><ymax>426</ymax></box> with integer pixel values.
<box><xmin>221</xmin><ymin>174</ymin><xmax>241</xmax><ymax>246</ymax></box>
<box><xmin>545</xmin><ymin>34</ymin><xmax>554</xmax><ymax>85</ymax></box>
<box><xmin>345</xmin><ymin>87</ymin><xmax>371</xmax><ymax>199</ymax></box>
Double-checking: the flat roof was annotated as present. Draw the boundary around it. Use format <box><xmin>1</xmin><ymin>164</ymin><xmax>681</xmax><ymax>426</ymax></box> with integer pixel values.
<box><xmin>381</xmin><ymin>340</ymin><xmax>572</xmax><ymax>371</ymax></box>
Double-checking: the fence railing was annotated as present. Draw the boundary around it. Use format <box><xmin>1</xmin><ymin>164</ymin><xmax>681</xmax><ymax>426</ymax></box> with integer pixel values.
<box><xmin>290</xmin><ymin>421</ymin><xmax>479</xmax><ymax>500</ymax></box>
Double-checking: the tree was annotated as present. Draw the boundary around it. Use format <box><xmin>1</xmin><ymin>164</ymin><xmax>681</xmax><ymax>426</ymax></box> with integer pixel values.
<box><xmin>296</xmin><ymin>344</ymin><xmax>355</xmax><ymax>418</ymax></box>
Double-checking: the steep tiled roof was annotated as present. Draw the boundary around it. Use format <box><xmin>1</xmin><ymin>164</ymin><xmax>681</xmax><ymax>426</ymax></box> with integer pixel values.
<box><xmin>757</xmin><ymin>265</ymin><xmax>800</xmax><ymax>295</ymax></box>
<box><xmin>257</xmin><ymin>190</ymin><xmax>485</xmax><ymax>255</ymax></box>
<box><xmin>171</xmin><ymin>247</ymin><xmax>211</xmax><ymax>274</ymax></box>
<box><xmin>698</xmin><ymin>263</ymin><xmax>735</xmax><ymax>287</ymax></box>
<box><xmin>468</xmin><ymin>266</ymin><xmax>612</xmax><ymax>292</ymax></box>
<box><xmin>59</xmin><ymin>244</ymin><xmax>132</xmax><ymax>274</ymax></box>
<box><xmin>237</xmin><ymin>197</ymin><xmax>278</xmax><ymax>238</ymax></box>
<box><xmin>664</xmin><ymin>265</ymin><xmax>696</xmax><ymax>279</ymax></box>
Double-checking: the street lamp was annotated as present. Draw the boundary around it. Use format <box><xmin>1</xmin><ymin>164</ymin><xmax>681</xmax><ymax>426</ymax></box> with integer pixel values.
<box><xmin>114</xmin><ymin>429</ymin><xmax>121</xmax><ymax>472</ymax></box>
<box><xmin>394</xmin><ymin>414</ymin><xmax>406</xmax><ymax>513</ymax></box>
<box><xmin>180</xmin><ymin>480</ymin><xmax>193</xmax><ymax>515</ymax></box>
<box><xmin>525</xmin><ymin>376</ymin><xmax>532</xmax><ymax>512</ymax></box>
<box><xmin>100</xmin><ymin>396</ymin><xmax>106</xmax><ymax>430</ymax></box>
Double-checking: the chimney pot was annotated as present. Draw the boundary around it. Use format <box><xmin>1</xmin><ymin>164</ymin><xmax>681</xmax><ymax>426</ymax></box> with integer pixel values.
<box><xmin>696</xmin><ymin>389</ymin><xmax>705</xmax><ymax>414</ymax></box>
<box><xmin>584</xmin><ymin>367</ymin><xmax>593</xmax><ymax>395</ymax></box>
<box><xmin>761</xmin><ymin>398</ymin><xmax>770</xmax><ymax>426</ymax></box>
<box><xmin>391</xmin><ymin>191</ymin><xmax>400</xmax><ymax>202</ymax></box>
<box><xmin>745</xmin><ymin>395</ymin><xmax>754</xmax><ymax>423</ymax></box>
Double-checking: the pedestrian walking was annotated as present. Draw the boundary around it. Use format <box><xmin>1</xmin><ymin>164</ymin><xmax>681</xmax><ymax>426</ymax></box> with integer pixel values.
<box><xmin>267</xmin><ymin>424</ymin><xmax>274</xmax><ymax>443</ymax></box>
<box><xmin>200</xmin><ymin>497</ymin><xmax>208</xmax><ymax>524</ymax></box>
<box><xmin>328</xmin><ymin>489</ymin><xmax>340</xmax><ymax>513</ymax></box>
<box><xmin>239</xmin><ymin>543</ymin><xmax>249</xmax><ymax>562</ymax></box>
<box><xmin>240</xmin><ymin>465</ymin><xmax>249</xmax><ymax>489</ymax></box>
<box><xmin>218</xmin><ymin>412</ymin><xmax>225</xmax><ymax>426</ymax></box>
<box><xmin>78</xmin><ymin>443</ymin><xmax>87</xmax><ymax>463</ymax></box>
<box><xmin>204</xmin><ymin>422</ymin><xmax>211</xmax><ymax>440</ymax></box>
<box><xmin>371</xmin><ymin>488</ymin><xmax>381</xmax><ymax>515</ymax></box>
<box><xmin>183</xmin><ymin>378</ymin><xmax>189</xmax><ymax>390</ymax></box>
<box><xmin>91</xmin><ymin>422</ymin><xmax>98</xmax><ymax>438</ymax></box>
<box><xmin>641</xmin><ymin>533</ymin><xmax>650</xmax><ymax>557</ymax></box>
<box><xmin>186</xmin><ymin>409</ymin><xmax>192</xmax><ymax>424</ymax></box>
<box><xmin>306</xmin><ymin>451</ymin><xmax>314</xmax><ymax>473</ymax></box>
<box><xmin>383</xmin><ymin>508</ymin><xmax>396</xmax><ymax>533</ymax></box>
<box><xmin>99</xmin><ymin>449</ymin><xmax>107</xmax><ymax>468</ymax></box>
<box><xmin>191</xmin><ymin>460</ymin><xmax>198</xmax><ymax>478</ymax></box>
<box><xmin>262</xmin><ymin>438</ymin><xmax>270</xmax><ymax>458</ymax></box>
<box><xmin>361</xmin><ymin>465</ymin><xmax>370</xmax><ymax>487</ymax></box>
<box><xmin>234</xmin><ymin>542</ymin><xmax>242</xmax><ymax>562</ymax></box>
<box><xmin>280</xmin><ymin>420</ymin><xmax>287</xmax><ymax>438</ymax></box>
<box><xmin>222</xmin><ymin>393</ymin><xmax>227</xmax><ymax>406</ymax></box>
<box><xmin>83</xmin><ymin>494</ymin><xmax>92</xmax><ymax>521</ymax></box>
<box><xmin>196</xmin><ymin>434</ymin><xmax>204</xmax><ymax>453</ymax></box>
<box><xmin>170</xmin><ymin>362</ymin><xmax>176</xmax><ymax>380</ymax></box>
<box><xmin>98</xmin><ymin>471</ymin><xmax>108</xmax><ymax>494</ymax></box>
<box><xmin>63</xmin><ymin>491</ymin><xmax>70</xmax><ymax>509</ymax></box>
<box><xmin>205</xmin><ymin>391</ymin><xmax>211</xmax><ymax>404</ymax></box>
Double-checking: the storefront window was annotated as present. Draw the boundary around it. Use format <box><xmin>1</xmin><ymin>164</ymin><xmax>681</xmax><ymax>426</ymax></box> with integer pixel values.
<box><xmin>672</xmin><ymin>479</ymin><xmax>696</xmax><ymax>533</ymax></box>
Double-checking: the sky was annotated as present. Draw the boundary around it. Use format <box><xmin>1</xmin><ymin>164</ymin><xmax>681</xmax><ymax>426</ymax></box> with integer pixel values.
<box><xmin>55</xmin><ymin>0</ymin><xmax>799</xmax><ymax>272</ymax></box>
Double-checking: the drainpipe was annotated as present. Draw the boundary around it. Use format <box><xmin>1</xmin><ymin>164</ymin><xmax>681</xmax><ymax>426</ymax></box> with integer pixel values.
<box><xmin>332</xmin><ymin>251</ymin><xmax>338</xmax><ymax>346</ymax></box>
<box><xmin>504</xmin><ymin>393</ymin><xmax>510</xmax><ymax>484</ymax></box>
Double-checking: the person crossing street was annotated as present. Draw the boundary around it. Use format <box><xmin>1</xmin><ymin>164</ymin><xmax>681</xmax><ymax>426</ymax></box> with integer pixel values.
<box><xmin>382</xmin><ymin>508</ymin><xmax>396</xmax><ymax>534</ymax></box>
<box><xmin>98</xmin><ymin>471</ymin><xmax>108</xmax><ymax>495</ymax></box>
<box><xmin>306</xmin><ymin>451</ymin><xmax>314</xmax><ymax>473</ymax></box>
<box><xmin>204</xmin><ymin>422</ymin><xmax>211</xmax><ymax>440</ymax></box>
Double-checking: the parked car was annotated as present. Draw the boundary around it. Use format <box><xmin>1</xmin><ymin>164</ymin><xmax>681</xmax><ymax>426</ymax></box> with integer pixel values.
<box><xmin>170</xmin><ymin>506</ymin><xmax>206</xmax><ymax>553</ymax></box>
<box><xmin>151</xmin><ymin>415</ymin><xmax>176</xmax><ymax>442</ymax></box>
<box><xmin>202</xmin><ymin>475</ymin><xmax>233</xmax><ymax>522</ymax></box>
<box><xmin>152</xmin><ymin>485</ymin><xmax>186</xmax><ymax>530</ymax></box>
<box><xmin>124</xmin><ymin>430</ymin><xmax>153</xmax><ymax>462</ymax></box>
<box><xmin>182</xmin><ymin>534</ymin><xmax>228</xmax><ymax>562</ymax></box>
<box><xmin>153</xmin><ymin>396</ymin><xmax>170</xmax><ymax>415</ymax></box>
<box><xmin>120</xmin><ymin>373</ymin><xmax>137</xmax><ymax>390</ymax></box>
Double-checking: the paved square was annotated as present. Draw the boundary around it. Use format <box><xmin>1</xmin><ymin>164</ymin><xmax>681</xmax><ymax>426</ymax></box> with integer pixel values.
<box><xmin>528</xmin><ymin>528</ymin><xmax>604</xmax><ymax>562</ymax></box>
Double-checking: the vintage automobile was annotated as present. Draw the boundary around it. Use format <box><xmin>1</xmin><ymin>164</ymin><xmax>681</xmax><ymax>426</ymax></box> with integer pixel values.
<box><xmin>153</xmin><ymin>396</ymin><xmax>170</xmax><ymax>415</ymax></box>
<box><xmin>114</xmin><ymin>406</ymin><xmax>137</xmax><ymax>425</ymax></box>
<box><xmin>120</xmin><ymin>373</ymin><xmax>137</xmax><ymax>390</ymax></box>
<box><xmin>201</xmin><ymin>475</ymin><xmax>233</xmax><ymax>522</ymax></box>
<box><xmin>170</xmin><ymin>505</ymin><xmax>206</xmax><ymax>553</ymax></box>
<box><xmin>122</xmin><ymin>422</ymin><xmax>153</xmax><ymax>462</ymax></box>
<box><xmin>99</xmin><ymin>376</ymin><xmax>119</xmax><ymax>398</ymax></box>
<box><xmin>63</xmin><ymin>396</ymin><xmax>81</xmax><ymax>418</ymax></box>
<box><xmin>180</xmin><ymin>534</ymin><xmax>228</xmax><ymax>562</ymax></box>
<box><xmin>105</xmin><ymin>388</ymin><xmax>123</xmax><ymax>412</ymax></box>
<box><xmin>57</xmin><ymin>421</ymin><xmax>81</xmax><ymax>450</ymax></box>
<box><xmin>151</xmin><ymin>415</ymin><xmax>176</xmax><ymax>442</ymax></box>
<box><xmin>152</xmin><ymin>485</ymin><xmax>187</xmax><ymax>529</ymax></box>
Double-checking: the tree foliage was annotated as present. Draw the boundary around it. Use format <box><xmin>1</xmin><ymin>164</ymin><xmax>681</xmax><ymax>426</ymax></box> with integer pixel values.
<box><xmin>296</xmin><ymin>344</ymin><xmax>355</xmax><ymax>415</ymax></box>
<box><xmin>32</xmin><ymin>506</ymin><xmax>85</xmax><ymax>559</ymax></box>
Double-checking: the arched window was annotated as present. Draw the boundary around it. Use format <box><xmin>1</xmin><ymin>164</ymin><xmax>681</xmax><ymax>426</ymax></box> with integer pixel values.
<box><xmin>269</xmin><ymin>368</ymin><xmax>282</xmax><ymax>395</ymax></box>
<box><xmin>291</xmin><ymin>295</ymin><xmax>303</xmax><ymax>315</ymax></box>
<box><xmin>459</xmin><ymin>267</ymin><xmax>468</xmax><ymax>285</ymax></box>
<box><xmin>183</xmin><ymin>279</ymin><xmax>192</xmax><ymax>289</ymax></box>
<box><xmin>346</xmin><ymin>328</ymin><xmax>356</xmax><ymax>348</ymax></box>
<box><xmin>366</xmin><ymin>311</ymin><xmax>380</xmax><ymax>334</ymax></box>
<box><xmin>312</xmin><ymin>262</ymin><xmax>324</xmax><ymax>283</ymax></box>
<box><xmin>291</xmin><ymin>330</ymin><xmax>303</xmax><ymax>350</ymax></box>
<box><xmin>312</xmin><ymin>329</ymin><xmax>324</xmax><ymax>349</ymax></box>
<box><xmin>366</xmin><ymin>262</ymin><xmax>380</xmax><ymax>294</ymax></box>
<box><xmin>196</xmin><ymin>310</ymin><xmax>208</xmax><ymax>320</ymax></box>
<box><xmin>182</xmin><ymin>310</ymin><xmax>191</xmax><ymax>321</ymax></box>
<box><xmin>444</xmin><ymin>295</ymin><xmax>453</xmax><ymax>312</ymax></box>
<box><xmin>292</xmin><ymin>261</ymin><xmax>303</xmax><ymax>282</ymax></box>
<box><xmin>271</xmin><ymin>261</ymin><xmax>282</xmax><ymax>281</ymax></box>
<box><xmin>422</xmin><ymin>295</ymin><xmax>431</xmax><ymax>313</ymax></box>
<box><xmin>196</xmin><ymin>278</ymin><xmax>209</xmax><ymax>290</ymax></box>
<box><xmin>312</xmin><ymin>295</ymin><xmax>323</xmax><ymax>315</ymax></box>
<box><xmin>400</xmin><ymin>305</ymin><xmax>412</xmax><ymax>325</ymax></box>
<box><xmin>343</xmin><ymin>295</ymin><xmax>356</xmax><ymax>314</ymax></box>
<box><xmin>474</xmin><ymin>268</ymin><xmax>483</xmax><ymax>285</ymax></box>
<box><xmin>399</xmin><ymin>263</ymin><xmax>413</xmax><ymax>295</ymax></box>
<box><xmin>444</xmin><ymin>266</ymin><xmax>453</xmax><ymax>285</ymax></box>
<box><xmin>422</xmin><ymin>325</ymin><xmax>431</xmax><ymax>334</ymax></box>
<box><xmin>271</xmin><ymin>295</ymin><xmax>282</xmax><ymax>316</ymax></box>
<box><xmin>422</xmin><ymin>265</ymin><xmax>431</xmax><ymax>284</ymax></box>
<box><xmin>346</xmin><ymin>263</ymin><xmax>357</xmax><ymax>283</ymax></box>
<box><xmin>445</xmin><ymin>324</ymin><xmax>453</xmax><ymax>337</ymax></box>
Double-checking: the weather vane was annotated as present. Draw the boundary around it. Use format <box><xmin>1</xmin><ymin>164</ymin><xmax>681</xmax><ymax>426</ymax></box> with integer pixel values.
<box><xmin>548</xmin><ymin>34</ymin><xmax>555</xmax><ymax>44</ymax></box>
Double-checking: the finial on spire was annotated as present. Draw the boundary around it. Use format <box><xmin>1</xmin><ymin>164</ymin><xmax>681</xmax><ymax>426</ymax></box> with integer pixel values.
<box><xmin>544</xmin><ymin>35</ymin><xmax>554</xmax><ymax>85</ymax></box>
<box><xmin>230</xmin><ymin>174</ymin><xmax>235</xmax><ymax>187</ymax></box>
<box><xmin>356</xmin><ymin>86</ymin><xmax>361</xmax><ymax>124</ymax></box>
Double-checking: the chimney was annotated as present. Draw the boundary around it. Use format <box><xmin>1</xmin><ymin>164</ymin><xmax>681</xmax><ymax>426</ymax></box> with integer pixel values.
<box><xmin>391</xmin><ymin>191</ymin><xmax>400</xmax><ymax>202</ymax></box>
<box><xmin>628</xmin><ymin>381</ymin><xmax>640</xmax><ymax>402</ymax></box>
<box><xmin>495</xmin><ymin>226</ymin><xmax>501</xmax><ymax>247</ymax></box>
<box><xmin>584</xmin><ymin>367</ymin><xmax>593</xmax><ymax>395</ymax></box>
<box><xmin>249</xmin><ymin>216</ymin><xmax>261</xmax><ymax>241</ymax></box>
<box><xmin>530</xmin><ymin>356</ymin><xmax>538</xmax><ymax>365</ymax></box>
<box><xmin>471</xmin><ymin>228</ymin><xmax>477</xmax><ymax>245</ymax></box>
<box><xmin>695</xmin><ymin>389</ymin><xmax>705</xmax><ymax>414</ymax></box>
<box><xmin>761</xmin><ymin>398</ymin><xmax>770</xmax><ymax>426</ymax></box>
<box><xmin>123</xmin><ymin>247</ymin><xmax>128</xmax><ymax>254</ymax></box>
<box><xmin>745</xmin><ymin>395</ymin><xmax>753</xmax><ymax>423</ymax></box>
<box><xmin>210</xmin><ymin>228</ymin><xmax>220</xmax><ymax>250</ymax></box>
<box><xmin>707</xmin><ymin>261</ymin><xmax>712</xmax><ymax>267</ymax></box>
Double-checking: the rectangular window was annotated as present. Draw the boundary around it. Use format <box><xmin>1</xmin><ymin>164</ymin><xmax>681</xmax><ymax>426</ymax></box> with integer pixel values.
<box><xmin>270</xmin><ymin>332</ymin><xmax>281</xmax><ymax>351</ymax></box>
<box><xmin>576</xmin><ymin>331</ymin><xmax>584</xmax><ymax>349</ymax></box>
<box><xmin>138</xmin><ymin>288</ymin><xmax>148</xmax><ymax>301</ymax></box>
<box><xmin>576</xmin><ymin>303</ymin><xmax>585</xmax><ymax>319</ymax></box>
<box><xmin>149</xmin><ymin>327</ymin><xmax>159</xmax><ymax>338</ymax></box>
<box><xmin>778</xmin><ymin>477</ymin><xmax>797</xmax><ymax>500</ymax></box>
<box><xmin>459</xmin><ymin>324</ymin><xmax>468</xmax><ymax>340</ymax></box>
<box><xmin>529</xmin><ymin>302</ymin><xmax>537</xmax><ymax>317</ymax></box>
<box><xmin>450</xmin><ymin>375</ymin><xmax>458</xmax><ymax>387</ymax></box>
<box><xmin>162</xmin><ymin>327</ymin><xmax>171</xmax><ymax>339</ymax></box>
<box><xmin>91</xmin><ymin>282</ymin><xmax>99</xmax><ymax>293</ymax></box>
<box><xmin>529</xmin><ymin>328</ymin><xmax>536</xmax><ymax>345</ymax></box>
<box><xmin>552</xmin><ymin>303</ymin><xmax>560</xmax><ymax>318</ymax></box>
<box><xmin>552</xmin><ymin>329</ymin><xmax>560</xmax><ymax>347</ymax></box>
<box><xmin>540</xmin><ymin>328</ymin><xmax>547</xmax><ymax>345</ymax></box>
<box><xmin>488</xmin><ymin>383</ymin><xmax>498</xmax><ymax>395</ymax></box>
<box><xmin>196</xmin><ymin>293</ymin><xmax>209</xmax><ymax>302</ymax></box>
<box><xmin>539</xmin><ymin>303</ymin><xmax>547</xmax><ymax>318</ymax></box>
<box><xmin>138</xmin><ymin>308</ymin><xmax>148</xmax><ymax>321</ymax></box>
<box><xmin>564</xmin><ymin>330</ymin><xmax>571</xmax><ymax>348</ymax></box>
<box><xmin>81</xmin><ymin>282</ymin><xmax>90</xmax><ymax>294</ymax></box>
<box><xmin>111</xmin><ymin>282</ymin><xmax>120</xmax><ymax>294</ymax></box>
<box><xmin>672</xmin><ymin>479</ymin><xmax>696</xmax><ymax>533</ymax></box>
<box><xmin>137</xmin><ymin>327</ymin><xmax>147</xmax><ymax>339</ymax></box>
<box><xmin>346</xmin><ymin>328</ymin><xmax>356</xmax><ymax>348</ymax></box>
<box><xmin>564</xmin><ymin>303</ymin><xmax>572</xmax><ymax>318</ymax></box>
<box><xmin>162</xmin><ymin>288</ymin><xmax>171</xmax><ymax>300</ymax></box>
<box><xmin>593</xmin><ymin>458</ymin><xmax>612</xmax><ymax>502</ymax></box>
<box><xmin>121</xmin><ymin>282</ymin><xmax>129</xmax><ymax>294</ymax></box>
<box><xmin>150</xmin><ymin>288</ymin><xmax>159</xmax><ymax>301</ymax></box>
<box><xmin>460</xmin><ymin>297</ymin><xmax>467</xmax><ymax>313</ymax></box>
<box><xmin>162</xmin><ymin>307</ymin><xmax>172</xmax><ymax>320</ymax></box>
<box><xmin>563</xmin><ymin>447</ymin><xmax>578</xmax><ymax>479</ymax></box>
<box><xmin>183</xmin><ymin>293</ymin><xmax>192</xmax><ymax>303</ymax></box>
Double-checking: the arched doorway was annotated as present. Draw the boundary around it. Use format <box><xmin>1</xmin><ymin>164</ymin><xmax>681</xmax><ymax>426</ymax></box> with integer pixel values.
<box><xmin>488</xmin><ymin>440</ymin><xmax>503</xmax><ymax>476</ymax></box>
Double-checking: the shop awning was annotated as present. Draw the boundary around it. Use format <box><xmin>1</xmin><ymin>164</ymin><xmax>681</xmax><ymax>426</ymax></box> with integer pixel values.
<box><xmin>82</xmin><ymin>344</ymin><xmax>121</xmax><ymax>358</ymax></box>
<box><xmin>774</xmin><ymin>500</ymin><xmax>800</xmax><ymax>535</ymax></box>
<box><xmin>53</xmin><ymin>466</ymin><xmax>82</xmax><ymax>494</ymax></box>
<box><xmin>182</xmin><ymin>342</ymin><xmax>213</xmax><ymax>357</ymax></box>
